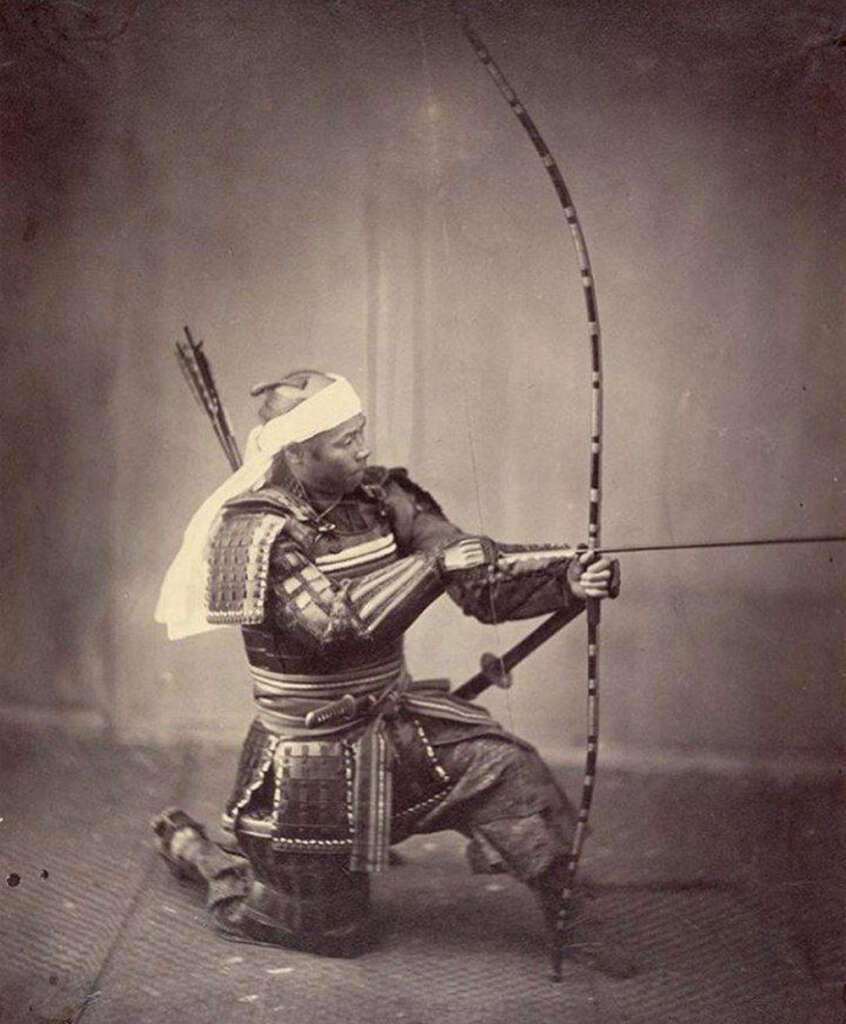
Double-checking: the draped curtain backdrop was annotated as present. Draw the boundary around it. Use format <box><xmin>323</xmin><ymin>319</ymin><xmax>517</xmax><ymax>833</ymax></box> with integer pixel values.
<box><xmin>1</xmin><ymin>0</ymin><xmax>842</xmax><ymax>770</ymax></box>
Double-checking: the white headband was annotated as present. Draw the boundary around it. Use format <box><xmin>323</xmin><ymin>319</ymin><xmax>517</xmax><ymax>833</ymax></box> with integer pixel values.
<box><xmin>155</xmin><ymin>373</ymin><xmax>363</xmax><ymax>640</ymax></box>
<box><xmin>244</xmin><ymin>373</ymin><xmax>363</xmax><ymax>461</ymax></box>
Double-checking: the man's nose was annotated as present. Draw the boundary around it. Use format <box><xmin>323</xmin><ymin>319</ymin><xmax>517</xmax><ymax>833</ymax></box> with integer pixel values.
<box><xmin>355</xmin><ymin>445</ymin><xmax>370</xmax><ymax>462</ymax></box>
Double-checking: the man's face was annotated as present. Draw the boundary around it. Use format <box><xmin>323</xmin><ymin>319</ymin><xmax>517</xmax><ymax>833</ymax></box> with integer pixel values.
<box><xmin>294</xmin><ymin>413</ymin><xmax>370</xmax><ymax>497</ymax></box>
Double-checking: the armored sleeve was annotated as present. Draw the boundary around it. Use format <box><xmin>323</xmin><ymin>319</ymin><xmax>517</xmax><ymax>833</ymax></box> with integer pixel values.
<box><xmin>380</xmin><ymin>469</ymin><xmax>584</xmax><ymax>624</ymax></box>
<box><xmin>265</xmin><ymin>538</ymin><xmax>445</xmax><ymax>654</ymax></box>
<box><xmin>446</xmin><ymin>542</ymin><xmax>585</xmax><ymax>623</ymax></box>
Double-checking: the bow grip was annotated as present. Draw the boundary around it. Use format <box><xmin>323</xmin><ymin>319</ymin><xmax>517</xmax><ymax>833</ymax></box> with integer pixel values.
<box><xmin>608</xmin><ymin>559</ymin><xmax>621</xmax><ymax>599</ymax></box>
<box><xmin>575</xmin><ymin>544</ymin><xmax>621</xmax><ymax>599</ymax></box>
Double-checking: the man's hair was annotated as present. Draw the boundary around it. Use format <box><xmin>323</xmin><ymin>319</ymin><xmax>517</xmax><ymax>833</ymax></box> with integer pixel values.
<box><xmin>250</xmin><ymin>370</ymin><xmax>335</xmax><ymax>424</ymax></box>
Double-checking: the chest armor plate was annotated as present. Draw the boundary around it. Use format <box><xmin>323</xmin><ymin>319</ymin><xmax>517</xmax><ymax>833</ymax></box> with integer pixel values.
<box><xmin>207</xmin><ymin>488</ymin><xmax>403</xmax><ymax>672</ymax></box>
<box><xmin>307</xmin><ymin>496</ymin><xmax>398</xmax><ymax>580</ymax></box>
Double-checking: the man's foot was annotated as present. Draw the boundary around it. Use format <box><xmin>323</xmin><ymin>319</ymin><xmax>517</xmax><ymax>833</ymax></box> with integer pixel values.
<box><xmin>151</xmin><ymin>806</ymin><xmax>208</xmax><ymax>884</ymax></box>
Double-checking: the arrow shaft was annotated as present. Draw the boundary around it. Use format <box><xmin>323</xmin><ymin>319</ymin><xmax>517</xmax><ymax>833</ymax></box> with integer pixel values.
<box><xmin>599</xmin><ymin>534</ymin><xmax>846</xmax><ymax>555</ymax></box>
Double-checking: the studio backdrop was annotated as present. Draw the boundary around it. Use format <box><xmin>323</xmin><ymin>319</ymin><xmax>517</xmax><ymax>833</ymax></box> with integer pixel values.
<box><xmin>1</xmin><ymin>0</ymin><xmax>842</xmax><ymax>771</ymax></box>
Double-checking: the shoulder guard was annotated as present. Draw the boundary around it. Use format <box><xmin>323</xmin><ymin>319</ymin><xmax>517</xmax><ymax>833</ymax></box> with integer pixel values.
<box><xmin>223</xmin><ymin>484</ymin><xmax>314</xmax><ymax>523</ymax></box>
<box><xmin>206</xmin><ymin>511</ymin><xmax>287</xmax><ymax>625</ymax></box>
<box><xmin>384</xmin><ymin>467</ymin><xmax>446</xmax><ymax>518</ymax></box>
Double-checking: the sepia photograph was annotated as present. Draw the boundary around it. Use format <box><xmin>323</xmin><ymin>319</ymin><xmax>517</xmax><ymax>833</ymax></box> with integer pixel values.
<box><xmin>1</xmin><ymin>1</ymin><xmax>843</xmax><ymax>1021</ymax></box>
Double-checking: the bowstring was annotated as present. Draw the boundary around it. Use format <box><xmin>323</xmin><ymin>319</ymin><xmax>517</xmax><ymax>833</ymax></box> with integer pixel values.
<box><xmin>416</xmin><ymin>17</ymin><xmax>512</xmax><ymax>729</ymax></box>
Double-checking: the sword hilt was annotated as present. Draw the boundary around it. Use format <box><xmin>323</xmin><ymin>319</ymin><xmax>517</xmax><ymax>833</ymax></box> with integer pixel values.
<box><xmin>304</xmin><ymin>693</ymin><xmax>375</xmax><ymax>729</ymax></box>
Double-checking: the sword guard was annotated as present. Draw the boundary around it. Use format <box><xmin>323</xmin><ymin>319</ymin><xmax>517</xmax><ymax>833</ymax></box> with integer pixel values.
<box><xmin>480</xmin><ymin>652</ymin><xmax>512</xmax><ymax>690</ymax></box>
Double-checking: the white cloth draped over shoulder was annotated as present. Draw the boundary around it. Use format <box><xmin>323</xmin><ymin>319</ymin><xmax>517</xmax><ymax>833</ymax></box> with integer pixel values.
<box><xmin>155</xmin><ymin>374</ymin><xmax>362</xmax><ymax>640</ymax></box>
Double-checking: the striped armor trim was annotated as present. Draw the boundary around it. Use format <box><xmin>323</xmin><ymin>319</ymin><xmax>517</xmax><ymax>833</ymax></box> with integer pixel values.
<box><xmin>251</xmin><ymin>658</ymin><xmax>406</xmax><ymax>701</ymax></box>
<box><xmin>346</xmin><ymin>556</ymin><xmax>437</xmax><ymax>632</ymax></box>
<box><xmin>314</xmin><ymin>534</ymin><xmax>397</xmax><ymax>573</ymax></box>
<box><xmin>272</xmin><ymin>543</ymin><xmax>441</xmax><ymax>645</ymax></box>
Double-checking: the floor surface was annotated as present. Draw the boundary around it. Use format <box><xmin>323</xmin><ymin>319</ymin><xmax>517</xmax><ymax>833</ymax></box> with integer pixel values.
<box><xmin>0</xmin><ymin>724</ymin><xmax>842</xmax><ymax>1023</ymax></box>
